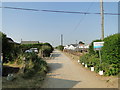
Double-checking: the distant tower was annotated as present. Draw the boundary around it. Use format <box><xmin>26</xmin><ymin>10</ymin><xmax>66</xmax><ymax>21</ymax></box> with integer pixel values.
<box><xmin>61</xmin><ymin>34</ymin><xmax>63</xmax><ymax>46</ymax></box>
<box><xmin>76</xmin><ymin>40</ymin><xmax>77</xmax><ymax>44</ymax></box>
<box><xmin>21</xmin><ymin>38</ymin><xmax>22</xmax><ymax>43</ymax></box>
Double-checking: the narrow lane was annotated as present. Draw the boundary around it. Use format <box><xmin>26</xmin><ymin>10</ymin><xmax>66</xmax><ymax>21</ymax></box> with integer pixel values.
<box><xmin>42</xmin><ymin>50</ymin><xmax>117</xmax><ymax>88</ymax></box>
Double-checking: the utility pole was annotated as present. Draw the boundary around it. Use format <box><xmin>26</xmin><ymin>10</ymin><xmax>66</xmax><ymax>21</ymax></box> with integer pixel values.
<box><xmin>61</xmin><ymin>34</ymin><xmax>63</xmax><ymax>46</ymax></box>
<box><xmin>76</xmin><ymin>40</ymin><xmax>77</xmax><ymax>44</ymax></box>
<box><xmin>21</xmin><ymin>38</ymin><xmax>22</xmax><ymax>42</ymax></box>
<box><xmin>100</xmin><ymin>0</ymin><xmax>104</xmax><ymax>40</ymax></box>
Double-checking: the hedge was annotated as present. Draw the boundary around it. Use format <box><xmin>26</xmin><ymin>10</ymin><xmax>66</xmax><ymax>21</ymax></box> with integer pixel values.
<box><xmin>56</xmin><ymin>45</ymin><xmax>64</xmax><ymax>51</ymax></box>
<box><xmin>80</xmin><ymin>33</ymin><xmax>120</xmax><ymax>76</ymax></box>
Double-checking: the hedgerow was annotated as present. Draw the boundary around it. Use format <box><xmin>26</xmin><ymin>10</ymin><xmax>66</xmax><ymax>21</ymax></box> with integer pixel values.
<box><xmin>56</xmin><ymin>45</ymin><xmax>64</xmax><ymax>51</ymax></box>
<box><xmin>80</xmin><ymin>33</ymin><xmax>120</xmax><ymax>76</ymax></box>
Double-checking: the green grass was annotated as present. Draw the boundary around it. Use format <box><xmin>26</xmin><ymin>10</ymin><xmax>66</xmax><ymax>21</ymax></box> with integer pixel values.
<box><xmin>2</xmin><ymin>70</ymin><xmax>46</xmax><ymax>88</ymax></box>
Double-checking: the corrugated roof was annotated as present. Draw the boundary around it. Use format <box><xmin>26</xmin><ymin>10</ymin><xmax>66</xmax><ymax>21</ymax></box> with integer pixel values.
<box><xmin>21</xmin><ymin>41</ymin><xmax>39</xmax><ymax>44</ymax></box>
<box><xmin>70</xmin><ymin>44</ymin><xmax>78</xmax><ymax>47</ymax></box>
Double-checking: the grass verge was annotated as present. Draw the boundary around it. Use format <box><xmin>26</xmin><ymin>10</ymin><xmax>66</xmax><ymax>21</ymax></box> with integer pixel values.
<box><xmin>2</xmin><ymin>70</ymin><xmax>46</xmax><ymax>88</ymax></box>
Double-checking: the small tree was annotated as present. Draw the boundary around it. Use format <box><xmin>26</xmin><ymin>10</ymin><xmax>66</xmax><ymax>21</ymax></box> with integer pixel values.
<box><xmin>89</xmin><ymin>39</ymin><xmax>102</xmax><ymax>55</ymax></box>
<box><xmin>79</xmin><ymin>41</ymin><xmax>85</xmax><ymax>44</ymax></box>
<box><xmin>56</xmin><ymin>45</ymin><xmax>64</xmax><ymax>51</ymax></box>
<box><xmin>41</xmin><ymin>45</ymin><xmax>53</xmax><ymax>57</ymax></box>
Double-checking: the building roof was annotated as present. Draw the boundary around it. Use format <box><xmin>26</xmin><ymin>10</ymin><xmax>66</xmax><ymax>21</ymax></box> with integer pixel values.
<box><xmin>21</xmin><ymin>41</ymin><xmax>39</xmax><ymax>44</ymax></box>
<box><xmin>7</xmin><ymin>37</ymin><xmax>19</xmax><ymax>44</ymax></box>
<box><xmin>7</xmin><ymin>37</ymin><xmax>14</xmax><ymax>43</ymax></box>
<box><xmin>70</xmin><ymin>44</ymin><xmax>78</xmax><ymax>47</ymax></box>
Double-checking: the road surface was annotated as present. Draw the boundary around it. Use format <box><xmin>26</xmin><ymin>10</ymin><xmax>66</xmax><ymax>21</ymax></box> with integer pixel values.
<box><xmin>42</xmin><ymin>50</ymin><xmax>118</xmax><ymax>88</ymax></box>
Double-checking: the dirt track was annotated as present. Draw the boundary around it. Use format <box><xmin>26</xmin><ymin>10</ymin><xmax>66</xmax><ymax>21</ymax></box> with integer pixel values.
<box><xmin>42</xmin><ymin>50</ymin><xmax>118</xmax><ymax>88</ymax></box>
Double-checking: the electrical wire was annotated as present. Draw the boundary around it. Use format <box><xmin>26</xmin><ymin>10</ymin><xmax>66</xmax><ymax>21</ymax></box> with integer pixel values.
<box><xmin>72</xmin><ymin>2</ymin><xmax>94</xmax><ymax>32</ymax></box>
<box><xmin>0</xmin><ymin>6</ymin><xmax>119</xmax><ymax>15</ymax></box>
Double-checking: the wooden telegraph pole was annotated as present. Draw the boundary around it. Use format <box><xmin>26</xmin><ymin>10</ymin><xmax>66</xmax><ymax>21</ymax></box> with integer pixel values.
<box><xmin>100</xmin><ymin>0</ymin><xmax>104</xmax><ymax>40</ymax></box>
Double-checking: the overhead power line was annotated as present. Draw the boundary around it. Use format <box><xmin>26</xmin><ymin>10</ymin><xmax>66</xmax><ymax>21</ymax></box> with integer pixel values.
<box><xmin>0</xmin><ymin>6</ymin><xmax>120</xmax><ymax>15</ymax></box>
<box><xmin>73</xmin><ymin>2</ymin><xmax>94</xmax><ymax>32</ymax></box>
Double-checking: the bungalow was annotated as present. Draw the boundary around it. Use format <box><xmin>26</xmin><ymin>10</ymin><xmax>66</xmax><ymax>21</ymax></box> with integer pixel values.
<box><xmin>64</xmin><ymin>44</ymin><xmax>78</xmax><ymax>50</ymax></box>
<box><xmin>64</xmin><ymin>43</ymin><xmax>89</xmax><ymax>51</ymax></box>
<box><xmin>64</xmin><ymin>45</ymin><xmax>70</xmax><ymax>49</ymax></box>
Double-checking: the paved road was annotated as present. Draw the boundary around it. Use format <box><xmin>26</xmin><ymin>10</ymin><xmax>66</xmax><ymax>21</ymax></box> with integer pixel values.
<box><xmin>42</xmin><ymin>50</ymin><xmax>117</xmax><ymax>88</ymax></box>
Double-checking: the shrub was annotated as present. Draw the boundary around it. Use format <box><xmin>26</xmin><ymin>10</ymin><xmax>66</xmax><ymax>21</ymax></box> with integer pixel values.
<box><xmin>41</xmin><ymin>45</ymin><xmax>53</xmax><ymax>57</ymax></box>
<box><xmin>20</xmin><ymin>44</ymin><xmax>43</xmax><ymax>52</ymax></box>
<box><xmin>1</xmin><ymin>32</ymin><xmax>21</xmax><ymax>63</ymax></box>
<box><xmin>80</xmin><ymin>33</ymin><xmax>120</xmax><ymax>76</ymax></box>
<box><xmin>102</xmin><ymin>34</ymin><xmax>120</xmax><ymax>64</ymax></box>
<box><xmin>56</xmin><ymin>45</ymin><xmax>64</xmax><ymax>51</ymax></box>
<box><xmin>89</xmin><ymin>39</ymin><xmax>102</xmax><ymax>55</ymax></box>
<box><xmin>23</xmin><ymin>53</ymin><xmax>48</xmax><ymax>78</ymax></box>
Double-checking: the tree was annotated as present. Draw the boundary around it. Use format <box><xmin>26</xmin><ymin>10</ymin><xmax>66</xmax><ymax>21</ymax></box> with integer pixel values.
<box><xmin>79</xmin><ymin>41</ymin><xmax>85</xmax><ymax>44</ymax></box>
<box><xmin>56</xmin><ymin>45</ymin><xmax>64</xmax><ymax>51</ymax></box>
<box><xmin>0</xmin><ymin>32</ymin><xmax>20</xmax><ymax>63</ymax></box>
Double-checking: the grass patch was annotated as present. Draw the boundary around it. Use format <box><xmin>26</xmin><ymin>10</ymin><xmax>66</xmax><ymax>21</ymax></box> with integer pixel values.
<box><xmin>2</xmin><ymin>52</ymin><xmax>49</xmax><ymax>88</ymax></box>
<box><xmin>2</xmin><ymin>70</ymin><xmax>46</xmax><ymax>88</ymax></box>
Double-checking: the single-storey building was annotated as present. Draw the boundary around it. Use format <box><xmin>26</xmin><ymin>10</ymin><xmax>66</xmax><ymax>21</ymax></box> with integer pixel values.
<box><xmin>21</xmin><ymin>41</ymin><xmax>39</xmax><ymax>44</ymax></box>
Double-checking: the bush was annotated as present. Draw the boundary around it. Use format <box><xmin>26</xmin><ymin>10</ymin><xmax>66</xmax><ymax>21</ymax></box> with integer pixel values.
<box><xmin>41</xmin><ymin>45</ymin><xmax>53</xmax><ymax>57</ymax></box>
<box><xmin>56</xmin><ymin>45</ymin><xmax>64</xmax><ymax>51</ymax></box>
<box><xmin>22</xmin><ymin>69</ymin><xmax>35</xmax><ymax>79</ymax></box>
<box><xmin>23</xmin><ymin>53</ymin><xmax>48</xmax><ymax>78</ymax></box>
<box><xmin>102</xmin><ymin>34</ymin><xmax>120</xmax><ymax>64</ymax></box>
<box><xmin>1</xmin><ymin>32</ymin><xmax>21</xmax><ymax>63</ymax></box>
<box><xmin>20</xmin><ymin>43</ymin><xmax>43</xmax><ymax>52</ymax></box>
<box><xmin>20</xmin><ymin>43</ymin><xmax>53</xmax><ymax>57</ymax></box>
<box><xmin>80</xmin><ymin>33</ymin><xmax>120</xmax><ymax>76</ymax></box>
<box><xmin>89</xmin><ymin>39</ymin><xmax>102</xmax><ymax>54</ymax></box>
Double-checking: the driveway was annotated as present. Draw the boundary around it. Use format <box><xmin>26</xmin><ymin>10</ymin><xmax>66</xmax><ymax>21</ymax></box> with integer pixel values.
<box><xmin>42</xmin><ymin>50</ymin><xmax>118</xmax><ymax>88</ymax></box>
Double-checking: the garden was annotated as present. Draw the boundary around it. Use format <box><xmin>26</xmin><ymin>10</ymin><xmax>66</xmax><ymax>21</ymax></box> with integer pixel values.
<box><xmin>0</xmin><ymin>32</ymin><xmax>54</xmax><ymax>88</ymax></box>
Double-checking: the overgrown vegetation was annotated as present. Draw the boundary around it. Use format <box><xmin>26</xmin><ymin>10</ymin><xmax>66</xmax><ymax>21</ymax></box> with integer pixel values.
<box><xmin>56</xmin><ymin>45</ymin><xmax>64</xmax><ymax>51</ymax></box>
<box><xmin>1</xmin><ymin>32</ymin><xmax>21</xmax><ymax>63</ymax></box>
<box><xmin>1</xmin><ymin>31</ymin><xmax>53</xmax><ymax>63</ymax></box>
<box><xmin>21</xmin><ymin>52</ymin><xmax>48</xmax><ymax>79</ymax></box>
<box><xmin>40</xmin><ymin>45</ymin><xmax>54</xmax><ymax>57</ymax></box>
<box><xmin>2</xmin><ymin>51</ymin><xmax>48</xmax><ymax>88</ymax></box>
<box><xmin>80</xmin><ymin>33</ymin><xmax>120</xmax><ymax>76</ymax></box>
<box><xmin>1</xmin><ymin>32</ymin><xmax>54</xmax><ymax>88</ymax></box>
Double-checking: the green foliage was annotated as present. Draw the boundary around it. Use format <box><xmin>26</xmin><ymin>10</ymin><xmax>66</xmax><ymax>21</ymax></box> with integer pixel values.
<box><xmin>1</xmin><ymin>32</ymin><xmax>21</xmax><ymax>63</ymax></box>
<box><xmin>2</xmin><ymin>33</ymin><xmax>53</xmax><ymax>62</ymax></box>
<box><xmin>20</xmin><ymin>43</ymin><xmax>53</xmax><ymax>57</ymax></box>
<box><xmin>22</xmin><ymin>69</ymin><xmax>35</xmax><ymax>79</ymax></box>
<box><xmin>56</xmin><ymin>45</ymin><xmax>64</xmax><ymax>51</ymax></box>
<box><xmin>101</xmin><ymin>34</ymin><xmax>120</xmax><ymax>75</ymax></box>
<box><xmin>1</xmin><ymin>32</ymin><xmax>51</xmax><ymax>79</ymax></box>
<box><xmin>89</xmin><ymin>39</ymin><xmax>102</xmax><ymax>54</ymax></box>
<box><xmin>79</xmin><ymin>41</ymin><xmax>85</xmax><ymax>44</ymax></box>
<box><xmin>80</xmin><ymin>33</ymin><xmax>120</xmax><ymax>76</ymax></box>
<box><xmin>23</xmin><ymin>53</ymin><xmax>48</xmax><ymax>79</ymax></box>
<box><xmin>102</xmin><ymin>34</ymin><xmax>120</xmax><ymax>64</ymax></box>
<box><xmin>41</xmin><ymin>45</ymin><xmax>53</xmax><ymax>57</ymax></box>
<box><xmin>20</xmin><ymin>44</ymin><xmax>43</xmax><ymax>52</ymax></box>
